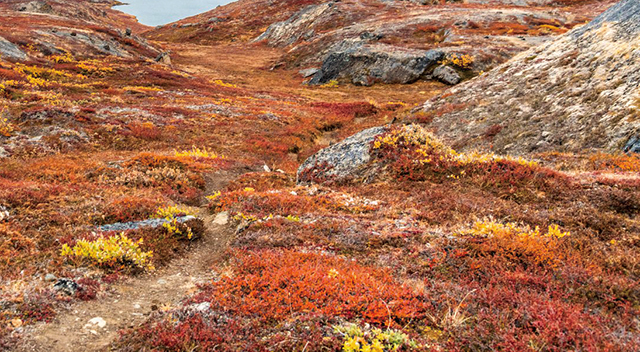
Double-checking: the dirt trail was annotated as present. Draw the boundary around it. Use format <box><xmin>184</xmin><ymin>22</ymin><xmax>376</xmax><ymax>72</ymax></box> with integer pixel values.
<box><xmin>14</xmin><ymin>171</ymin><xmax>237</xmax><ymax>352</ymax></box>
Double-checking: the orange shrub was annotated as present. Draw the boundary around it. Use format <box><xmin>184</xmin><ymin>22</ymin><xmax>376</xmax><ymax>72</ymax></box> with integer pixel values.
<box><xmin>191</xmin><ymin>249</ymin><xmax>432</xmax><ymax>326</ymax></box>
<box><xmin>460</xmin><ymin>220</ymin><xmax>570</xmax><ymax>269</ymax></box>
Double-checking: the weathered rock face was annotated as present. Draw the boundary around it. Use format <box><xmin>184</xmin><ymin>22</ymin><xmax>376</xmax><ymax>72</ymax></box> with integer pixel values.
<box><xmin>254</xmin><ymin>3</ymin><xmax>336</xmax><ymax>46</ymax></box>
<box><xmin>309</xmin><ymin>42</ymin><xmax>444</xmax><ymax>86</ymax></box>
<box><xmin>572</xmin><ymin>0</ymin><xmax>640</xmax><ymax>38</ymax></box>
<box><xmin>16</xmin><ymin>1</ymin><xmax>53</xmax><ymax>14</ymax></box>
<box><xmin>421</xmin><ymin>0</ymin><xmax>640</xmax><ymax>155</ymax></box>
<box><xmin>297</xmin><ymin>126</ymin><xmax>387</xmax><ymax>184</ymax></box>
<box><xmin>0</xmin><ymin>0</ymin><xmax>161</xmax><ymax>62</ymax></box>
<box><xmin>0</xmin><ymin>36</ymin><xmax>28</xmax><ymax>60</ymax></box>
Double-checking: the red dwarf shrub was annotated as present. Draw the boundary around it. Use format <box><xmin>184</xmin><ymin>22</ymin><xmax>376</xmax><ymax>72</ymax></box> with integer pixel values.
<box><xmin>190</xmin><ymin>249</ymin><xmax>433</xmax><ymax>326</ymax></box>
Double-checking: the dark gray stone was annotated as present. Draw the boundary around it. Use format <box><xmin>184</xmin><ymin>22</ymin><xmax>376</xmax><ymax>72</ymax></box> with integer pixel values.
<box><xmin>359</xmin><ymin>31</ymin><xmax>383</xmax><ymax>41</ymax></box>
<box><xmin>623</xmin><ymin>135</ymin><xmax>640</xmax><ymax>154</ymax></box>
<box><xmin>433</xmin><ymin>65</ymin><xmax>461</xmax><ymax>85</ymax></box>
<box><xmin>297</xmin><ymin>126</ymin><xmax>387</xmax><ymax>184</ymax></box>
<box><xmin>309</xmin><ymin>43</ymin><xmax>444</xmax><ymax>86</ymax></box>
<box><xmin>54</xmin><ymin>279</ymin><xmax>78</xmax><ymax>296</ymax></box>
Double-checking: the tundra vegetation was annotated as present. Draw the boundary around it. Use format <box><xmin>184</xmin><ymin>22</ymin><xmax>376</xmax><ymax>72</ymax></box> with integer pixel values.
<box><xmin>0</xmin><ymin>0</ymin><xmax>638</xmax><ymax>351</ymax></box>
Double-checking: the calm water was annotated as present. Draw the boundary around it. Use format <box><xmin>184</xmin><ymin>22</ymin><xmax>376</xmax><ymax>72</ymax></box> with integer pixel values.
<box><xmin>117</xmin><ymin>0</ymin><xmax>234</xmax><ymax>26</ymax></box>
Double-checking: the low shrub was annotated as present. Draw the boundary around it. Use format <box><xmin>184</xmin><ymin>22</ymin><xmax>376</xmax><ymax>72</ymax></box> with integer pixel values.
<box><xmin>458</xmin><ymin>220</ymin><xmax>570</xmax><ymax>269</ymax></box>
<box><xmin>190</xmin><ymin>249</ymin><xmax>433</xmax><ymax>326</ymax></box>
<box><xmin>60</xmin><ymin>232</ymin><xmax>154</xmax><ymax>271</ymax></box>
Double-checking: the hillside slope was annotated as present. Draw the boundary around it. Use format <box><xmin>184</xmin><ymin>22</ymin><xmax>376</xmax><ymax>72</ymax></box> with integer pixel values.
<box><xmin>420</xmin><ymin>0</ymin><xmax>640</xmax><ymax>155</ymax></box>
<box><xmin>0</xmin><ymin>0</ymin><xmax>160</xmax><ymax>61</ymax></box>
<box><xmin>146</xmin><ymin>0</ymin><xmax>614</xmax><ymax>85</ymax></box>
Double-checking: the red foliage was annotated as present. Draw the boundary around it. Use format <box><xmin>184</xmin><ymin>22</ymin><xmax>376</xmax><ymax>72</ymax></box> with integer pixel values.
<box><xmin>126</xmin><ymin>122</ymin><xmax>163</xmax><ymax>141</ymax></box>
<box><xmin>311</xmin><ymin>101</ymin><xmax>378</xmax><ymax>118</ymax></box>
<box><xmin>100</xmin><ymin>196</ymin><xmax>162</xmax><ymax>224</ymax></box>
<box><xmin>75</xmin><ymin>277</ymin><xmax>100</xmax><ymax>301</ymax></box>
<box><xmin>191</xmin><ymin>249</ymin><xmax>432</xmax><ymax>326</ymax></box>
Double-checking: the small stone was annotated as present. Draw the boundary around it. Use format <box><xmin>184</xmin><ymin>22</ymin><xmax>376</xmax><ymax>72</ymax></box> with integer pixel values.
<box><xmin>192</xmin><ymin>302</ymin><xmax>211</xmax><ymax>312</ymax></box>
<box><xmin>155</xmin><ymin>52</ymin><xmax>171</xmax><ymax>65</ymax></box>
<box><xmin>263</xmin><ymin>164</ymin><xmax>271</xmax><ymax>172</ymax></box>
<box><xmin>157</xmin><ymin>279</ymin><xmax>167</xmax><ymax>285</ymax></box>
<box><xmin>299</xmin><ymin>68</ymin><xmax>319</xmax><ymax>78</ymax></box>
<box><xmin>44</xmin><ymin>273</ymin><xmax>57</xmax><ymax>282</ymax></box>
<box><xmin>433</xmin><ymin>65</ymin><xmax>461</xmax><ymax>85</ymax></box>
<box><xmin>85</xmin><ymin>317</ymin><xmax>106</xmax><ymax>329</ymax></box>
<box><xmin>134</xmin><ymin>304</ymin><xmax>141</xmax><ymax>309</ymax></box>
<box><xmin>213</xmin><ymin>212</ymin><xmax>229</xmax><ymax>225</ymax></box>
<box><xmin>10</xmin><ymin>318</ymin><xmax>22</xmax><ymax>328</ymax></box>
<box><xmin>54</xmin><ymin>278</ymin><xmax>78</xmax><ymax>296</ymax></box>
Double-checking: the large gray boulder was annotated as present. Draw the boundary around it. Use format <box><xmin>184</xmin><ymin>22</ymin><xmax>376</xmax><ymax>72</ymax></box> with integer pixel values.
<box><xmin>297</xmin><ymin>126</ymin><xmax>387</xmax><ymax>184</ymax></box>
<box><xmin>0</xmin><ymin>36</ymin><xmax>27</xmax><ymax>61</ymax></box>
<box><xmin>309</xmin><ymin>43</ymin><xmax>445</xmax><ymax>86</ymax></box>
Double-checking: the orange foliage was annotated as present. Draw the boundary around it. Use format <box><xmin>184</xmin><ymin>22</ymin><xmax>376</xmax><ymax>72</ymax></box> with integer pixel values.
<box><xmin>192</xmin><ymin>249</ymin><xmax>432</xmax><ymax>325</ymax></box>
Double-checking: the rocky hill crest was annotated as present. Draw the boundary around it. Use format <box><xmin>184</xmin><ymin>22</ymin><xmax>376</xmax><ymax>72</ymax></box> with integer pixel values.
<box><xmin>420</xmin><ymin>0</ymin><xmax>640</xmax><ymax>155</ymax></box>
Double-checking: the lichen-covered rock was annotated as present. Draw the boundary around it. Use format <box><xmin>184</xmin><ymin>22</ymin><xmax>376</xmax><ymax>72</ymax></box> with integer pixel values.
<box><xmin>309</xmin><ymin>43</ymin><xmax>444</xmax><ymax>86</ymax></box>
<box><xmin>421</xmin><ymin>0</ymin><xmax>640</xmax><ymax>155</ymax></box>
<box><xmin>297</xmin><ymin>126</ymin><xmax>387</xmax><ymax>184</ymax></box>
<box><xmin>572</xmin><ymin>0</ymin><xmax>640</xmax><ymax>39</ymax></box>
<box><xmin>254</xmin><ymin>3</ymin><xmax>336</xmax><ymax>47</ymax></box>
<box><xmin>53</xmin><ymin>278</ymin><xmax>78</xmax><ymax>296</ymax></box>
<box><xmin>98</xmin><ymin>215</ymin><xmax>197</xmax><ymax>232</ymax></box>
<box><xmin>16</xmin><ymin>1</ymin><xmax>53</xmax><ymax>14</ymax></box>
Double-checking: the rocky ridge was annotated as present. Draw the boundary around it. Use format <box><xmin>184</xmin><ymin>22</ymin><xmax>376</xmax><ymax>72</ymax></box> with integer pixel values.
<box><xmin>0</xmin><ymin>0</ymin><xmax>160</xmax><ymax>61</ymax></box>
<box><xmin>420</xmin><ymin>0</ymin><xmax>640</xmax><ymax>155</ymax></box>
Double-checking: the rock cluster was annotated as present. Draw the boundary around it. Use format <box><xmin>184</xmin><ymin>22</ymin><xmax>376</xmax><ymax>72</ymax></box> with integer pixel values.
<box><xmin>149</xmin><ymin>0</ymin><xmax>612</xmax><ymax>86</ymax></box>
